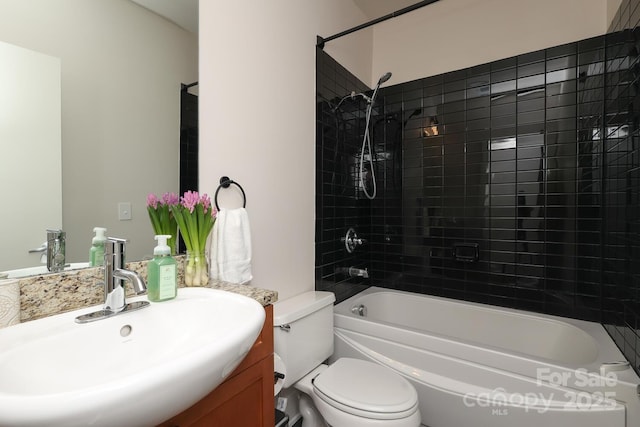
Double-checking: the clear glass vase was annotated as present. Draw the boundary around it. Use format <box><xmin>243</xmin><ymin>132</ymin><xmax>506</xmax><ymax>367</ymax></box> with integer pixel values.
<box><xmin>184</xmin><ymin>251</ymin><xmax>209</xmax><ymax>287</ymax></box>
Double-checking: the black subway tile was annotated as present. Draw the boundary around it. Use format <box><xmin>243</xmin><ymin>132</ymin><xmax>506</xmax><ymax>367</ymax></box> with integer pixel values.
<box><xmin>317</xmin><ymin>19</ymin><xmax>640</xmax><ymax>373</ymax></box>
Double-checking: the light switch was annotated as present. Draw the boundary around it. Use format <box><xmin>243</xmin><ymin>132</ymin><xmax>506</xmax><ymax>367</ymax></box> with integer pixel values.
<box><xmin>118</xmin><ymin>202</ymin><xmax>132</xmax><ymax>221</ymax></box>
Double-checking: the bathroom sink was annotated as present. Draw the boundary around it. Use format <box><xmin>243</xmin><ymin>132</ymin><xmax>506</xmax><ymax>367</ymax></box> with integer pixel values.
<box><xmin>0</xmin><ymin>287</ymin><xmax>265</xmax><ymax>427</ymax></box>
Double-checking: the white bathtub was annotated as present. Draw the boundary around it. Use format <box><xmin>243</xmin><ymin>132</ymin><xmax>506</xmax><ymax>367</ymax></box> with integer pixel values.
<box><xmin>331</xmin><ymin>287</ymin><xmax>640</xmax><ymax>427</ymax></box>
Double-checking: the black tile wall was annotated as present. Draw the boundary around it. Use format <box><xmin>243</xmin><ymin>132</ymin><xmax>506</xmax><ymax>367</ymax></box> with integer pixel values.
<box><xmin>180</xmin><ymin>87</ymin><xmax>198</xmax><ymax>254</ymax></box>
<box><xmin>315</xmin><ymin>51</ymin><xmax>372</xmax><ymax>302</ymax></box>
<box><xmin>180</xmin><ymin>88</ymin><xmax>198</xmax><ymax>194</ymax></box>
<box><xmin>316</xmin><ymin>1</ymin><xmax>640</xmax><ymax>375</ymax></box>
<box><xmin>604</xmin><ymin>0</ymin><xmax>640</xmax><ymax>376</ymax></box>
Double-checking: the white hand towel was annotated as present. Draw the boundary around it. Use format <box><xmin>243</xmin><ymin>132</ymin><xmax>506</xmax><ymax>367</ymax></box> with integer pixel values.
<box><xmin>210</xmin><ymin>208</ymin><xmax>252</xmax><ymax>284</ymax></box>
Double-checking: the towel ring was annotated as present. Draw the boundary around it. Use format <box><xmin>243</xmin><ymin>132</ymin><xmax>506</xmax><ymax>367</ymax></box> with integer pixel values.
<box><xmin>214</xmin><ymin>176</ymin><xmax>247</xmax><ymax>210</ymax></box>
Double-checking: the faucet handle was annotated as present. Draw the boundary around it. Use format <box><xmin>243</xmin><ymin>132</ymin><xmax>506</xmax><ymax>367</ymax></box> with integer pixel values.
<box><xmin>105</xmin><ymin>237</ymin><xmax>128</xmax><ymax>267</ymax></box>
<box><xmin>106</xmin><ymin>237</ymin><xmax>128</xmax><ymax>251</ymax></box>
<box><xmin>46</xmin><ymin>229</ymin><xmax>65</xmax><ymax>240</ymax></box>
<box><xmin>342</xmin><ymin>227</ymin><xmax>367</xmax><ymax>253</ymax></box>
<box><xmin>29</xmin><ymin>242</ymin><xmax>47</xmax><ymax>253</ymax></box>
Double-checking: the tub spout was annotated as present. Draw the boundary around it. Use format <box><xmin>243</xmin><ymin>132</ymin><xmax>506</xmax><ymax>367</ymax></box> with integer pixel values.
<box><xmin>348</xmin><ymin>267</ymin><xmax>369</xmax><ymax>278</ymax></box>
<box><xmin>335</xmin><ymin>266</ymin><xmax>369</xmax><ymax>278</ymax></box>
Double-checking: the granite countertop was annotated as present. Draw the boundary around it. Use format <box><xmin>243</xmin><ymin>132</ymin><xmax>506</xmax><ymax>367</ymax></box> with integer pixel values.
<box><xmin>206</xmin><ymin>280</ymin><xmax>277</xmax><ymax>306</ymax></box>
<box><xmin>17</xmin><ymin>258</ymin><xmax>277</xmax><ymax>323</ymax></box>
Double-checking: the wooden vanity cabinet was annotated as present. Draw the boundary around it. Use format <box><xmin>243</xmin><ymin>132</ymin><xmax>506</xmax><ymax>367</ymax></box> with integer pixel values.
<box><xmin>159</xmin><ymin>305</ymin><xmax>274</xmax><ymax>427</ymax></box>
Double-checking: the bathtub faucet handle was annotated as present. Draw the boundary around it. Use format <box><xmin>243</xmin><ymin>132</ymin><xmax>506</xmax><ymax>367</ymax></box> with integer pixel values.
<box><xmin>342</xmin><ymin>227</ymin><xmax>366</xmax><ymax>253</ymax></box>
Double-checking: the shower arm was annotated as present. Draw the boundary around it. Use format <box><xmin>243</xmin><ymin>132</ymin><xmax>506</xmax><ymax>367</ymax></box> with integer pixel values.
<box><xmin>332</xmin><ymin>91</ymin><xmax>371</xmax><ymax>112</ymax></box>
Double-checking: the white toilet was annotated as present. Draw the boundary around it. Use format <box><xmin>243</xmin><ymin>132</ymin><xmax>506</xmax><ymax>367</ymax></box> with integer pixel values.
<box><xmin>273</xmin><ymin>291</ymin><xmax>421</xmax><ymax>427</ymax></box>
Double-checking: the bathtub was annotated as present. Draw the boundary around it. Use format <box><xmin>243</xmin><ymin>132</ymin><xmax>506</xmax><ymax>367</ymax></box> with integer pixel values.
<box><xmin>331</xmin><ymin>287</ymin><xmax>640</xmax><ymax>427</ymax></box>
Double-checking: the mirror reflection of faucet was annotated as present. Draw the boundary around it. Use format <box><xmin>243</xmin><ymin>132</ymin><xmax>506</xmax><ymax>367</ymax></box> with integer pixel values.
<box><xmin>29</xmin><ymin>229</ymin><xmax>67</xmax><ymax>271</ymax></box>
<box><xmin>46</xmin><ymin>229</ymin><xmax>66</xmax><ymax>272</ymax></box>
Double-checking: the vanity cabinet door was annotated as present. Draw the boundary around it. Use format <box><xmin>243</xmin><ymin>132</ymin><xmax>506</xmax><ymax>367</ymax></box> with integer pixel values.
<box><xmin>159</xmin><ymin>305</ymin><xmax>274</xmax><ymax>427</ymax></box>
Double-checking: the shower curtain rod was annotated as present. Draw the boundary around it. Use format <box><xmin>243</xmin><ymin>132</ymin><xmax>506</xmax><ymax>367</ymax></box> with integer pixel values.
<box><xmin>317</xmin><ymin>0</ymin><xmax>441</xmax><ymax>49</ymax></box>
<box><xmin>181</xmin><ymin>81</ymin><xmax>198</xmax><ymax>90</ymax></box>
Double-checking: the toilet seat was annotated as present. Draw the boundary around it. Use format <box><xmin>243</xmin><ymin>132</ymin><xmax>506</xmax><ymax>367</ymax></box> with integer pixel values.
<box><xmin>312</xmin><ymin>358</ymin><xmax>419</xmax><ymax>420</ymax></box>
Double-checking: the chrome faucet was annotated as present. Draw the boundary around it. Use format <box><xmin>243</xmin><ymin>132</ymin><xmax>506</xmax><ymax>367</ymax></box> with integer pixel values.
<box><xmin>75</xmin><ymin>237</ymin><xmax>149</xmax><ymax>323</ymax></box>
<box><xmin>46</xmin><ymin>229</ymin><xmax>66</xmax><ymax>272</ymax></box>
<box><xmin>103</xmin><ymin>237</ymin><xmax>147</xmax><ymax>311</ymax></box>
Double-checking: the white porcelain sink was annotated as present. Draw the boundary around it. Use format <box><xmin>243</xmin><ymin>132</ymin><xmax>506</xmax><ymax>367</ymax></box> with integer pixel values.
<box><xmin>0</xmin><ymin>287</ymin><xmax>266</xmax><ymax>427</ymax></box>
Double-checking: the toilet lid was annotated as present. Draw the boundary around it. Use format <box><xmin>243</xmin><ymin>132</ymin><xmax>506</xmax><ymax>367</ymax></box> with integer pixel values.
<box><xmin>312</xmin><ymin>358</ymin><xmax>418</xmax><ymax>420</ymax></box>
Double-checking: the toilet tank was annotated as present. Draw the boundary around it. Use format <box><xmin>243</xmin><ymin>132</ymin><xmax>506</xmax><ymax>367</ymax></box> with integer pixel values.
<box><xmin>273</xmin><ymin>291</ymin><xmax>336</xmax><ymax>388</ymax></box>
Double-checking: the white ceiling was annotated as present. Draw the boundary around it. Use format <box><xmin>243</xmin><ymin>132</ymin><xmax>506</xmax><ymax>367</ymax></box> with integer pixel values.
<box><xmin>128</xmin><ymin>0</ymin><xmax>425</xmax><ymax>35</ymax></box>
<box><xmin>129</xmin><ymin>0</ymin><xmax>198</xmax><ymax>33</ymax></box>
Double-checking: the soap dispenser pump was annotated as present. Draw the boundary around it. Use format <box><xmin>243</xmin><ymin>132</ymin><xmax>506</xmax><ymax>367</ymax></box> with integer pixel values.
<box><xmin>147</xmin><ymin>234</ymin><xmax>177</xmax><ymax>302</ymax></box>
<box><xmin>89</xmin><ymin>227</ymin><xmax>107</xmax><ymax>267</ymax></box>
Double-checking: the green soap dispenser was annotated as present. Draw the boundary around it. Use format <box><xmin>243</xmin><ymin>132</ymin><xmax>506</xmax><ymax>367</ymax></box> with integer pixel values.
<box><xmin>89</xmin><ymin>227</ymin><xmax>107</xmax><ymax>267</ymax></box>
<box><xmin>147</xmin><ymin>234</ymin><xmax>177</xmax><ymax>302</ymax></box>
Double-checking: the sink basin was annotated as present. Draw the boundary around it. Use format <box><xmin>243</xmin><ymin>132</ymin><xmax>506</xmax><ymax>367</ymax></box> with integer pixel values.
<box><xmin>0</xmin><ymin>287</ymin><xmax>265</xmax><ymax>427</ymax></box>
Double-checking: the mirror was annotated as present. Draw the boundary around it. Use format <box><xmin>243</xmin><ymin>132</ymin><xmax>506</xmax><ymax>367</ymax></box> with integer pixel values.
<box><xmin>0</xmin><ymin>0</ymin><xmax>198</xmax><ymax>273</ymax></box>
<box><xmin>0</xmin><ymin>40</ymin><xmax>62</xmax><ymax>274</ymax></box>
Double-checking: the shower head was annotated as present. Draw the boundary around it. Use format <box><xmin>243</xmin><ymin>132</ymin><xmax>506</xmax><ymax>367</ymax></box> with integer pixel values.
<box><xmin>367</xmin><ymin>72</ymin><xmax>392</xmax><ymax>107</ymax></box>
<box><xmin>377</xmin><ymin>72</ymin><xmax>392</xmax><ymax>86</ymax></box>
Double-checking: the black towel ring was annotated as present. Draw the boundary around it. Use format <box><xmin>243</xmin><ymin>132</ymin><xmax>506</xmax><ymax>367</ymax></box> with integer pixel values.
<box><xmin>214</xmin><ymin>176</ymin><xmax>247</xmax><ymax>210</ymax></box>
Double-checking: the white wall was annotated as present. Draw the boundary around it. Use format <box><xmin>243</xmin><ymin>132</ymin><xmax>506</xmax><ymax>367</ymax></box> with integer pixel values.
<box><xmin>608</xmin><ymin>0</ymin><xmax>625</xmax><ymax>27</ymax></box>
<box><xmin>0</xmin><ymin>0</ymin><xmax>197</xmax><ymax>265</ymax></box>
<box><xmin>199</xmin><ymin>1</ymin><xmax>372</xmax><ymax>300</ymax></box>
<box><xmin>372</xmin><ymin>0</ymin><xmax>608</xmax><ymax>86</ymax></box>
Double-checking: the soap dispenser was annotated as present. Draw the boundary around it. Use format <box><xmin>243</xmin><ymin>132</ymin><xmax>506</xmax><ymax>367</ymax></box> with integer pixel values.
<box><xmin>89</xmin><ymin>227</ymin><xmax>107</xmax><ymax>267</ymax></box>
<box><xmin>147</xmin><ymin>234</ymin><xmax>177</xmax><ymax>302</ymax></box>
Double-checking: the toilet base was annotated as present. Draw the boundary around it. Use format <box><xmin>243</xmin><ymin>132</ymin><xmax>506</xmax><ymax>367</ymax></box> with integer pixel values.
<box><xmin>299</xmin><ymin>393</ymin><xmax>328</xmax><ymax>427</ymax></box>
